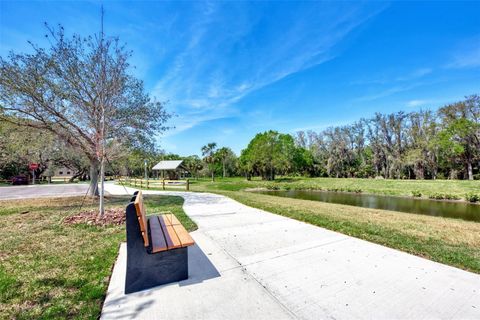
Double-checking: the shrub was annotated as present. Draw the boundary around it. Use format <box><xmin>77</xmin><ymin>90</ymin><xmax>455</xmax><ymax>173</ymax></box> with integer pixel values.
<box><xmin>265</xmin><ymin>184</ymin><xmax>280</xmax><ymax>190</ymax></box>
<box><xmin>436</xmin><ymin>172</ymin><xmax>446</xmax><ymax>180</ymax></box>
<box><xmin>465</xmin><ymin>193</ymin><xmax>480</xmax><ymax>203</ymax></box>
<box><xmin>411</xmin><ymin>190</ymin><xmax>422</xmax><ymax>198</ymax></box>
<box><xmin>444</xmin><ymin>194</ymin><xmax>460</xmax><ymax>200</ymax></box>
<box><xmin>428</xmin><ymin>193</ymin><xmax>445</xmax><ymax>200</ymax></box>
<box><xmin>429</xmin><ymin>193</ymin><xmax>460</xmax><ymax>200</ymax></box>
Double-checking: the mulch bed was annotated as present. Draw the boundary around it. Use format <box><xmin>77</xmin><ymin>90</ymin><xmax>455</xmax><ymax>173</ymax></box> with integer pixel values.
<box><xmin>63</xmin><ymin>208</ymin><xmax>125</xmax><ymax>226</ymax></box>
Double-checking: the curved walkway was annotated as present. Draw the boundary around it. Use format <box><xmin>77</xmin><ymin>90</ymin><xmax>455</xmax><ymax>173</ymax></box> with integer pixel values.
<box><xmin>102</xmin><ymin>184</ymin><xmax>480</xmax><ymax>319</ymax></box>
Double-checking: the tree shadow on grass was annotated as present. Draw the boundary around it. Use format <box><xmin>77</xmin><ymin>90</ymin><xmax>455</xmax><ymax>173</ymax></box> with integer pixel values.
<box><xmin>274</xmin><ymin>178</ymin><xmax>295</xmax><ymax>183</ymax></box>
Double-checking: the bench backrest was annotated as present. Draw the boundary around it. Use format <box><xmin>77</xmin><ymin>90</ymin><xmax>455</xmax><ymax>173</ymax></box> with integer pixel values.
<box><xmin>133</xmin><ymin>191</ymin><xmax>149</xmax><ymax>247</ymax></box>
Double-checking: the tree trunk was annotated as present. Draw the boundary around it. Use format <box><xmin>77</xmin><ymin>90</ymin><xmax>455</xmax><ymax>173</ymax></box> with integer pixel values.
<box><xmin>467</xmin><ymin>161</ymin><xmax>473</xmax><ymax>180</ymax></box>
<box><xmin>89</xmin><ymin>159</ymin><xmax>100</xmax><ymax>196</ymax></box>
<box><xmin>69</xmin><ymin>169</ymin><xmax>85</xmax><ymax>183</ymax></box>
<box><xmin>223</xmin><ymin>160</ymin><xmax>226</xmax><ymax>178</ymax></box>
<box><xmin>99</xmin><ymin>156</ymin><xmax>105</xmax><ymax>217</ymax></box>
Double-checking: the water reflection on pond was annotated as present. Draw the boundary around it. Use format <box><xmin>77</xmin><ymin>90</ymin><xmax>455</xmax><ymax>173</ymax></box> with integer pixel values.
<box><xmin>254</xmin><ymin>190</ymin><xmax>480</xmax><ymax>222</ymax></box>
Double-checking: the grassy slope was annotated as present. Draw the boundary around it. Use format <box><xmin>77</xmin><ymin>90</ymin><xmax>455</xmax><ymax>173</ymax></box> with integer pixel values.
<box><xmin>188</xmin><ymin>177</ymin><xmax>480</xmax><ymax>274</ymax></box>
<box><xmin>0</xmin><ymin>195</ymin><xmax>196</xmax><ymax>319</ymax></box>
<box><xmin>189</xmin><ymin>176</ymin><xmax>480</xmax><ymax>199</ymax></box>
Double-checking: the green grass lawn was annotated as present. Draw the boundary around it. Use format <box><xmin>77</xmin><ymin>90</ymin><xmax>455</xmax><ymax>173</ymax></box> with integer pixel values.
<box><xmin>120</xmin><ymin>176</ymin><xmax>480</xmax><ymax>200</ymax></box>
<box><xmin>0</xmin><ymin>195</ymin><xmax>196</xmax><ymax>319</ymax></box>
<box><xmin>188</xmin><ymin>176</ymin><xmax>480</xmax><ymax>200</ymax></box>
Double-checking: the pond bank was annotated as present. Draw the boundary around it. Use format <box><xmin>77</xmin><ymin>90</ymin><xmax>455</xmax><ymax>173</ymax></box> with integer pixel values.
<box><xmin>252</xmin><ymin>189</ymin><xmax>480</xmax><ymax>222</ymax></box>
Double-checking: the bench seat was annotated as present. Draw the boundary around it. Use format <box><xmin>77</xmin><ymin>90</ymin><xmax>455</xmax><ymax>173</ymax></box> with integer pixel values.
<box><xmin>149</xmin><ymin>214</ymin><xmax>194</xmax><ymax>253</ymax></box>
<box><xmin>125</xmin><ymin>191</ymin><xmax>195</xmax><ymax>294</ymax></box>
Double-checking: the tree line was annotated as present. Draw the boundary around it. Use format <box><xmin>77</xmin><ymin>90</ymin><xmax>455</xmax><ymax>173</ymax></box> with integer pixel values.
<box><xmin>233</xmin><ymin>95</ymin><xmax>478</xmax><ymax>181</ymax></box>
<box><xmin>137</xmin><ymin>93</ymin><xmax>480</xmax><ymax>182</ymax></box>
<box><xmin>292</xmin><ymin>95</ymin><xmax>479</xmax><ymax>180</ymax></box>
<box><xmin>4</xmin><ymin>94</ymin><xmax>477</xmax><ymax>182</ymax></box>
<box><xmin>178</xmin><ymin>95</ymin><xmax>479</xmax><ymax>181</ymax></box>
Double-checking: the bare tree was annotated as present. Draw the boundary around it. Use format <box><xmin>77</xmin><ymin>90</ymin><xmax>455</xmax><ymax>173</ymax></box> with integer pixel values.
<box><xmin>0</xmin><ymin>24</ymin><xmax>170</xmax><ymax>215</ymax></box>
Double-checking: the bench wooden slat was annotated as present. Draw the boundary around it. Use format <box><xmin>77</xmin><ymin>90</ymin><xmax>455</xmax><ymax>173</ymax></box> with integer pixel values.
<box><xmin>161</xmin><ymin>213</ymin><xmax>194</xmax><ymax>247</ymax></box>
<box><xmin>134</xmin><ymin>191</ymin><xmax>149</xmax><ymax>247</ymax></box>
<box><xmin>161</xmin><ymin>213</ymin><xmax>173</xmax><ymax>226</ymax></box>
<box><xmin>172</xmin><ymin>224</ymin><xmax>195</xmax><ymax>247</ymax></box>
<box><xmin>158</xmin><ymin>215</ymin><xmax>182</xmax><ymax>249</ymax></box>
<box><xmin>149</xmin><ymin>216</ymin><xmax>168</xmax><ymax>253</ymax></box>
<box><xmin>165</xmin><ymin>213</ymin><xmax>181</xmax><ymax>226</ymax></box>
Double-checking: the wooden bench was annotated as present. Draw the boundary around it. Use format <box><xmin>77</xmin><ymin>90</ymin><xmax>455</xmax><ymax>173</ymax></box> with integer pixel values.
<box><xmin>125</xmin><ymin>191</ymin><xmax>195</xmax><ymax>293</ymax></box>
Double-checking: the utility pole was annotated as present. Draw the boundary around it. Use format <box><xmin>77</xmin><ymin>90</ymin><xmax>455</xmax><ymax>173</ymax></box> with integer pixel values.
<box><xmin>99</xmin><ymin>107</ymin><xmax>105</xmax><ymax>217</ymax></box>
<box><xmin>144</xmin><ymin>159</ymin><xmax>148</xmax><ymax>180</ymax></box>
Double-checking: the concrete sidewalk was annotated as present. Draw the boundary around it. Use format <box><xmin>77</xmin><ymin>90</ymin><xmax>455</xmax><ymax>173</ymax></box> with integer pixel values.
<box><xmin>101</xmin><ymin>184</ymin><xmax>480</xmax><ymax>319</ymax></box>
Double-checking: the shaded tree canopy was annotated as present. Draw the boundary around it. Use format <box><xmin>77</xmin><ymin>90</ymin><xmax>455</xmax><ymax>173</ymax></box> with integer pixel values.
<box><xmin>183</xmin><ymin>155</ymin><xmax>204</xmax><ymax>179</ymax></box>
<box><xmin>214</xmin><ymin>147</ymin><xmax>237</xmax><ymax>178</ymax></box>
<box><xmin>239</xmin><ymin>130</ymin><xmax>306</xmax><ymax>180</ymax></box>
<box><xmin>0</xmin><ymin>116</ymin><xmax>91</xmax><ymax>181</ymax></box>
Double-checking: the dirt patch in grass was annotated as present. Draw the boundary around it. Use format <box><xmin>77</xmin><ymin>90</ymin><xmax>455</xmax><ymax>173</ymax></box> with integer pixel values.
<box><xmin>63</xmin><ymin>208</ymin><xmax>125</xmax><ymax>226</ymax></box>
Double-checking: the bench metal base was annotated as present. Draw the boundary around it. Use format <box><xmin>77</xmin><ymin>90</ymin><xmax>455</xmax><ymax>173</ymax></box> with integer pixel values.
<box><xmin>125</xmin><ymin>202</ymin><xmax>189</xmax><ymax>294</ymax></box>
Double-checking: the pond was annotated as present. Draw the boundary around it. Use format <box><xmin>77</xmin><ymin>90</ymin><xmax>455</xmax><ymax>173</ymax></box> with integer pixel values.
<box><xmin>254</xmin><ymin>190</ymin><xmax>480</xmax><ymax>222</ymax></box>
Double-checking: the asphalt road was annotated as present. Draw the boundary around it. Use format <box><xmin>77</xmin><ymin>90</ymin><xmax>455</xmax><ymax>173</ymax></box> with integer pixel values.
<box><xmin>0</xmin><ymin>184</ymin><xmax>92</xmax><ymax>200</ymax></box>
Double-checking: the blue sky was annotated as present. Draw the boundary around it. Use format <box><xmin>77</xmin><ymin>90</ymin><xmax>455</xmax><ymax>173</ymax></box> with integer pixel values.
<box><xmin>1</xmin><ymin>1</ymin><xmax>479</xmax><ymax>156</ymax></box>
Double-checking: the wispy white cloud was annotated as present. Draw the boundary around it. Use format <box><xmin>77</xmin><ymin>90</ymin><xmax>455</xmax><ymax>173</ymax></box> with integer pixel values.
<box><xmin>446</xmin><ymin>36</ymin><xmax>480</xmax><ymax>69</ymax></box>
<box><xmin>406</xmin><ymin>99</ymin><xmax>429</xmax><ymax>107</ymax></box>
<box><xmin>351</xmin><ymin>66</ymin><xmax>439</xmax><ymax>102</ymax></box>
<box><xmin>291</xmin><ymin>120</ymin><xmax>354</xmax><ymax>133</ymax></box>
<box><xmin>151</xmin><ymin>2</ymin><xmax>387</xmax><ymax>137</ymax></box>
<box><xmin>351</xmin><ymin>67</ymin><xmax>433</xmax><ymax>86</ymax></box>
<box><xmin>354</xmin><ymin>82</ymin><xmax>425</xmax><ymax>102</ymax></box>
<box><xmin>394</xmin><ymin>68</ymin><xmax>432</xmax><ymax>81</ymax></box>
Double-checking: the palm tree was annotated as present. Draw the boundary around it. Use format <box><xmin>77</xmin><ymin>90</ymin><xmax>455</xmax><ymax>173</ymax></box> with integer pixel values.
<box><xmin>183</xmin><ymin>155</ymin><xmax>203</xmax><ymax>179</ymax></box>
<box><xmin>216</xmin><ymin>147</ymin><xmax>231</xmax><ymax>178</ymax></box>
<box><xmin>201</xmin><ymin>142</ymin><xmax>217</xmax><ymax>181</ymax></box>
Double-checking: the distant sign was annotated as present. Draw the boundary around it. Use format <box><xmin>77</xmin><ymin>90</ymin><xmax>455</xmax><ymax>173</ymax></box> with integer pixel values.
<box><xmin>29</xmin><ymin>163</ymin><xmax>39</xmax><ymax>170</ymax></box>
